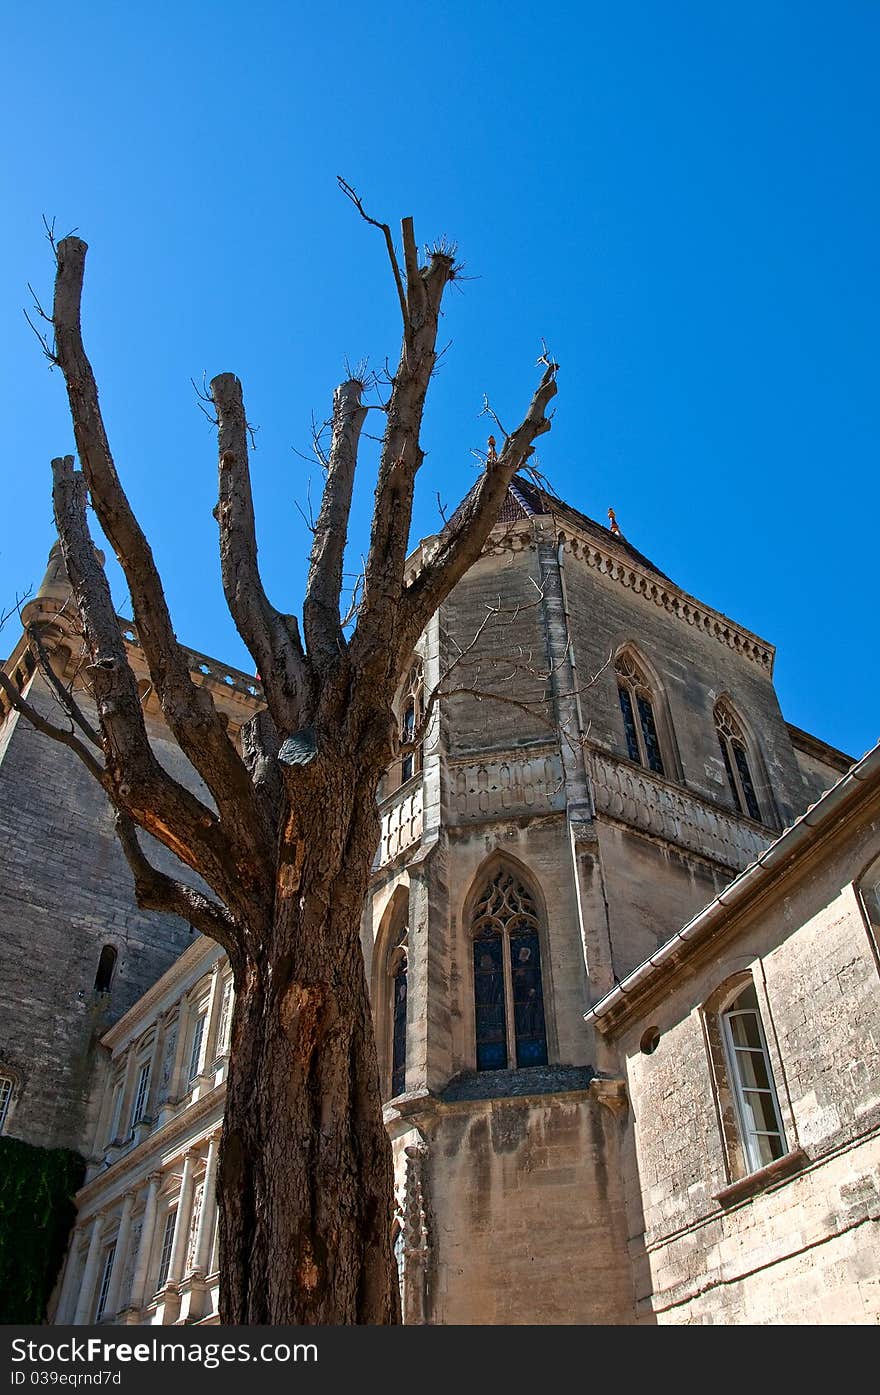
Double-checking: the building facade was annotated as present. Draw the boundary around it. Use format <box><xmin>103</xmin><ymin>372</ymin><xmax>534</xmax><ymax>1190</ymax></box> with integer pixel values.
<box><xmin>1</xmin><ymin>479</ymin><xmax>877</xmax><ymax>1324</ymax></box>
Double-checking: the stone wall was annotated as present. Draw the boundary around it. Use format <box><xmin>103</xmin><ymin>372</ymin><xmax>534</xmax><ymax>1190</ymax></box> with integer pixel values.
<box><xmin>614</xmin><ymin>809</ymin><xmax>880</xmax><ymax>1324</ymax></box>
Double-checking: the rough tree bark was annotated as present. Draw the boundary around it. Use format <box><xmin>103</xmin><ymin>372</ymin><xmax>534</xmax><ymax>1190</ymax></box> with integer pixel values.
<box><xmin>15</xmin><ymin>203</ymin><xmax>557</xmax><ymax>1323</ymax></box>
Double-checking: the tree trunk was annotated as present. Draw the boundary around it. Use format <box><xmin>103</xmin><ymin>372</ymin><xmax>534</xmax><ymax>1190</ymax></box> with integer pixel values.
<box><xmin>216</xmin><ymin>787</ymin><xmax>400</xmax><ymax>1324</ymax></box>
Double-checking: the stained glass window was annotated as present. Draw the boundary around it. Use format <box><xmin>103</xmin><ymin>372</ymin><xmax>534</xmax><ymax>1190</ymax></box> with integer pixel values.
<box><xmin>715</xmin><ymin>703</ymin><xmax>762</xmax><ymax>822</ymax></box>
<box><xmin>472</xmin><ymin>869</ymin><xmax>548</xmax><ymax>1071</ymax></box>
<box><xmin>391</xmin><ymin>950</ymin><xmax>408</xmax><ymax>1097</ymax></box>
<box><xmin>615</xmin><ymin>654</ymin><xmax>665</xmax><ymax>776</ymax></box>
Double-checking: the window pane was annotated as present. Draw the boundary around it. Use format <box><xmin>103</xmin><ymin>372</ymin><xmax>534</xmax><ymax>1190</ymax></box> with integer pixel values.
<box><xmin>719</xmin><ymin>736</ymin><xmax>743</xmax><ymax>814</ymax></box>
<box><xmin>637</xmin><ymin>693</ymin><xmax>665</xmax><ymax>775</ymax></box>
<box><xmin>618</xmin><ymin>685</ymin><xmax>641</xmax><ymax>764</ymax></box>
<box><xmin>727</xmin><ymin>1009</ymin><xmax>763</xmax><ymax>1051</ymax></box>
<box><xmin>733</xmin><ymin>741</ymin><xmax>762</xmax><ymax>821</ymax></box>
<box><xmin>156</xmin><ymin>1210</ymin><xmax>177</xmax><ymax>1289</ymax></box>
<box><xmin>0</xmin><ymin>1077</ymin><xmax>12</xmax><ymax>1133</ymax></box>
<box><xmin>509</xmin><ymin>930</ymin><xmax>548</xmax><ymax>1067</ymax></box>
<box><xmin>391</xmin><ymin>958</ymin><xmax>407</xmax><ymax>1097</ymax></box>
<box><xmin>733</xmin><ymin>1048</ymin><xmax>773</xmax><ymax>1091</ymax></box>
<box><xmin>473</xmin><ymin>934</ymin><xmax>507</xmax><ymax>1070</ymax></box>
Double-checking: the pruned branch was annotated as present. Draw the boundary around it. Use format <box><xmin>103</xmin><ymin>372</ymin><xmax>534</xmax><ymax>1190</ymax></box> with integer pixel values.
<box><xmin>50</xmin><ymin>237</ymin><xmax>272</xmax><ymax>881</ymax></box>
<box><xmin>211</xmin><ymin>371</ymin><xmax>308</xmax><ymax>733</ymax></box>
<box><xmin>302</xmin><ymin>378</ymin><xmax>368</xmax><ymax>667</ymax></box>
<box><xmin>337</xmin><ymin>177</ymin><xmax>408</xmax><ymax>330</ymax></box>
<box><xmin>400</xmin><ymin>361</ymin><xmax>559</xmax><ymax>648</ymax></box>
<box><xmin>114</xmin><ymin>811</ymin><xmax>243</xmax><ymax>972</ymax></box>
<box><xmin>26</xmin><ymin>621</ymin><xmax>102</xmax><ymax>748</ymax></box>
<box><xmin>50</xmin><ymin>454</ymin><xmax>265</xmax><ymax>940</ymax></box>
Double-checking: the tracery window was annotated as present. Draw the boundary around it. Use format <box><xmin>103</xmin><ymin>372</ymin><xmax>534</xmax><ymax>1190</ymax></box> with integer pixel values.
<box><xmin>715</xmin><ymin>702</ymin><xmax>761</xmax><ymax>821</ymax></box>
<box><xmin>721</xmin><ymin>983</ymin><xmax>787</xmax><ymax>1172</ymax></box>
<box><xmin>398</xmin><ymin>661</ymin><xmax>424</xmax><ymax>786</ymax></box>
<box><xmin>615</xmin><ymin>653</ymin><xmax>664</xmax><ymax>776</ymax></box>
<box><xmin>472</xmin><ymin>868</ymin><xmax>548</xmax><ymax>1071</ymax></box>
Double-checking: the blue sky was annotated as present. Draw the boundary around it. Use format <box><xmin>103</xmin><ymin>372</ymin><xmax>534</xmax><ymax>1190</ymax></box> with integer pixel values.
<box><xmin>2</xmin><ymin>2</ymin><xmax>877</xmax><ymax>758</ymax></box>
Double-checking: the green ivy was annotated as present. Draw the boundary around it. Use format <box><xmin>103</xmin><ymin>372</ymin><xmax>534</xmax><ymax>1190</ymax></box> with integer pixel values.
<box><xmin>0</xmin><ymin>1137</ymin><xmax>85</xmax><ymax>1323</ymax></box>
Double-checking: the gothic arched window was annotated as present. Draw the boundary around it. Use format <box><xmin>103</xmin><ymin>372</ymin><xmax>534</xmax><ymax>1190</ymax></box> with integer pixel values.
<box><xmin>472</xmin><ymin>867</ymin><xmax>548</xmax><ymax>1071</ymax></box>
<box><xmin>399</xmin><ymin>661</ymin><xmax>424</xmax><ymax>786</ymax></box>
<box><xmin>389</xmin><ymin>931</ymin><xmax>408</xmax><ymax>1098</ymax></box>
<box><xmin>615</xmin><ymin>653</ymin><xmax>665</xmax><ymax>776</ymax></box>
<box><xmin>715</xmin><ymin>702</ymin><xmax>761</xmax><ymax>822</ymax></box>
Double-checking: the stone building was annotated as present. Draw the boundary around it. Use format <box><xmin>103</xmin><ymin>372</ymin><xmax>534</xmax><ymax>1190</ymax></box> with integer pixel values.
<box><xmin>1</xmin><ymin>477</ymin><xmax>877</xmax><ymax>1325</ymax></box>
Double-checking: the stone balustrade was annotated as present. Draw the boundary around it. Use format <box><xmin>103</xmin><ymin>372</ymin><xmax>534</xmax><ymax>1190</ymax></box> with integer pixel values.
<box><xmin>589</xmin><ymin>749</ymin><xmax>772</xmax><ymax>871</ymax></box>
<box><xmin>377</xmin><ymin>782</ymin><xmax>424</xmax><ymax>867</ymax></box>
<box><xmin>446</xmin><ymin>747</ymin><xmax>566</xmax><ymax>823</ymax></box>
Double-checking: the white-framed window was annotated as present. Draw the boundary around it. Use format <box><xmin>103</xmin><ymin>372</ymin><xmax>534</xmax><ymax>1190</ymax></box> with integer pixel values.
<box><xmin>187</xmin><ymin>1009</ymin><xmax>208</xmax><ymax>1083</ymax></box>
<box><xmin>216</xmin><ymin>978</ymin><xmax>234</xmax><ymax>1058</ymax></box>
<box><xmin>156</xmin><ymin>1209</ymin><xmax>177</xmax><ymax>1290</ymax></box>
<box><xmin>0</xmin><ymin>1076</ymin><xmax>13</xmax><ymax>1134</ymax></box>
<box><xmin>721</xmin><ymin>982</ymin><xmax>787</xmax><ymax>1172</ymax></box>
<box><xmin>106</xmin><ymin>1074</ymin><xmax>124</xmax><ymax>1145</ymax></box>
<box><xmin>130</xmin><ymin>1060</ymin><xmax>151</xmax><ymax>1129</ymax></box>
<box><xmin>94</xmin><ymin>1241</ymin><xmax>116</xmax><ymax>1321</ymax></box>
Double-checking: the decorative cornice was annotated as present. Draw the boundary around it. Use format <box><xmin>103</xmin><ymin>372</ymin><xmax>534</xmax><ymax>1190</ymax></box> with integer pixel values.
<box><xmin>465</xmin><ymin>515</ymin><xmax>776</xmax><ymax>673</ymax></box>
<box><xmin>102</xmin><ymin>938</ymin><xmax>223</xmax><ymax>1053</ymax></box>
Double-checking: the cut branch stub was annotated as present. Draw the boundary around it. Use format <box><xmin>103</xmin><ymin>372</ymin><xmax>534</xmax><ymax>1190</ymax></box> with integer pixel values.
<box><xmin>211</xmin><ymin>370</ymin><xmax>308</xmax><ymax>734</ymax></box>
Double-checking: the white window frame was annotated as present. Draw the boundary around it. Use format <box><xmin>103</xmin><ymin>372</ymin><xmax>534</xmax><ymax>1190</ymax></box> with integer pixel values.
<box><xmin>721</xmin><ymin>988</ymin><xmax>787</xmax><ymax>1173</ymax></box>
<box><xmin>130</xmin><ymin>1059</ymin><xmax>151</xmax><ymax>1129</ymax></box>
<box><xmin>156</xmin><ymin>1208</ymin><xmax>177</xmax><ymax>1291</ymax></box>
<box><xmin>216</xmin><ymin>978</ymin><xmax>234</xmax><ymax>1058</ymax></box>
<box><xmin>187</xmin><ymin>1007</ymin><xmax>208</xmax><ymax>1084</ymax></box>
<box><xmin>94</xmin><ymin>1241</ymin><xmax>116</xmax><ymax>1321</ymax></box>
<box><xmin>0</xmin><ymin>1075</ymin><xmax>13</xmax><ymax>1134</ymax></box>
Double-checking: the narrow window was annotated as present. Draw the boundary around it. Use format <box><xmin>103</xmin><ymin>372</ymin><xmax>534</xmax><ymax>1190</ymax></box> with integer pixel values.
<box><xmin>107</xmin><ymin>1076</ymin><xmax>124</xmax><ymax>1144</ymax></box>
<box><xmin>472</xmin><ymin>868</ymin><xmax>548</xmax><ymax>1071</ymax></box>
<box><xmin>397</xmin><ymin>662</ymin><xmax>424</xmax><ymax>788</ymax></box>
<box><xmin>615</xmin><ymin>654</ymin><xmax>665</xmax><ymax>775</ymax></box>
<box><xmin>217</xmin><ymin>979</ymin><xmax>234</xmax><ymax>1057</ymax></box>
<box><xmin>94</xmin><ymin>1242</ymin><xmax>116</xmax><ymax>1321</ymax></box>
<box><xmin>188</xmin><ymin>1012</ymin><xmax>207</xmax><ymax>1083</ymax></box>
<box><xmin>721</xmin><ymin>983</ymin><xmax>786</xmax><ymax>1172</ymax></box>
<box><xmin>156</xmin><ymin>1210</ymin><xmax>177</xmax><ymax>1290</ymax></box>
<box><xmin>0</xmin><ymin>1076</ymin><xmax>13</xmax><ymax>1134</ymax></box>
<box><xmin>130</xmin><ymin>1060</ymin><xmax>151</xmax><ymax>1128</ymax></box>
<box><xmin>715</xmin><ymin>702</ymin><xmax>761</xmax><ymax>821</ymax></box>
<box><xmin>390</xmin><ymin>947</ymin><xmax>408</xmax><ymax>1098</ymax></box>
<box><xmin>94</xmin><ymin>945</ymin><xmax>117</xmax><ymax>994</ymax></box>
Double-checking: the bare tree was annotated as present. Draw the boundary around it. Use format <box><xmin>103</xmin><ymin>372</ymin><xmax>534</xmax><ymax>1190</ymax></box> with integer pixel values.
<box><xmin>15</xmin><ymin>199</ymin><xmax>557</xmax><ymax>1324</ymax></box>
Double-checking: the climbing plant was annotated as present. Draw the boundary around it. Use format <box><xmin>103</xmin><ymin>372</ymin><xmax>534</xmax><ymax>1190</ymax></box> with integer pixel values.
<box><xmin>0</xmin><ymin>1136</ymin><xmax>84</xmax><ymax>1323</ymax></box>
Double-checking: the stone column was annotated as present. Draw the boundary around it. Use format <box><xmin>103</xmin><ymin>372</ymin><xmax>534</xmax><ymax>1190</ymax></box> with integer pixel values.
<box><xmin>72</xmin><ymin>1214</ymin><xmax>104</xmax><ymax>1326</ymax></box>
<box><xmin>166</xmin><ymin>1151</ymin><xmax>196</xmax><ymax>1286</ymax></box>
<box><xmin>54</xmin><ymin>1230</ymin><xmax>85</xmax><ymax>1324</ymax></box>
<box><xmin>128</xmin><ymin>1172</ymin><xmax>162</xmax><ymax>1311</ymax></box>
<box><xmin>101</xmin><ymin>1190</ymin><xmax>135</xmax><ymax>1320</ymax></box>
<box><xmin>192</xmin><ymin>1133</ymin><xmax>220</xmax><ymax>1275</ymax></box>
